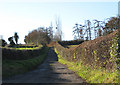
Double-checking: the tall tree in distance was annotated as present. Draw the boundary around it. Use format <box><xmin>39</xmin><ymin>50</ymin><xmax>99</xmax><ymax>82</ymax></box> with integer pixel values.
<box><xmin>100</xmin><ymin>17</ymin><xmax>120</xmax><ymax>36</ymax></box>
<box><xmin>72</xmin><ymin>17</ymin><xmax>119</xmax><ymax>41</ymax></box>
<box><xmin>73</xmin><ymin>23</ymin><xmax>85</xmax><ymax>40</ymax></box>
<box><xmin>14</xmin><ymin>32</ymin><xmax>19</xmax><ymax>44</ymax></box>
<box><xmin>73</xmin><ymin>23</ymin><xmax>80</xmax><ymax>39</ymax></box>
<box><xmin>93</xmin><ymin>20</ymin><xmax>99</xmax><ymax>38</ymax></box>
<box><xmin>47</xmin><ymin>22</ymin><xmax>53</xmax><ymax>41</ymax></box>
<box><xmin>85</xmin><ymin>20</ymin><xmax>92</xmax><ymax>40</ymax></box>
<box><xmin>79</xmin><ymin>24</ymin><xmax>85</xmax><ymax>40</ymax></box>
<box><xmin>103</xmin><ymin>17</ymin><xmax>118</xmax><ymax>35</ymax></box>
<box><xmin>93</xmin><ymin>19</ymin><xmax>105</xmax><ymax>37</ymax></box>
<box><xmin>24</xmin><ymin>27</ymin><xmax>51</xmax><ymax>45</ymax></box>
<box><xmin>54</xmin><ymin>16</ymin><xmax>62</xmax><ymax>41</ymax></box>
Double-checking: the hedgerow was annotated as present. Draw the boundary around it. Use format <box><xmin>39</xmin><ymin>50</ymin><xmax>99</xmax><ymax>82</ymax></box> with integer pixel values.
<box><xmin>2</xmin><ymin>45</ymin><xmax>44</xmax><ymax>60</ymax></box>
<box><xmin>58</xmin><ymin>39</ymin><xmax>84</xmax><ymax>47</ymax></box>
<box><xmin>3</xmin><ymin>47</ymin><xmax>49</xmax><ymax>78</ymax></box>
<box><xmin>54</xmin><ymin>29</ymin><xmax>120</xmax><ymax>83</ymax></box>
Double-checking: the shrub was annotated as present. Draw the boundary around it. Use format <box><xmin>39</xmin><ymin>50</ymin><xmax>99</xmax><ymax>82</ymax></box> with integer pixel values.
<box><xmin>0</xmin><ymin>39</ymin><xmax>7</xmax><ymax>47</ymax></box>
<box><xmin>54</xmin><ymin>29</ymin><xmax>120</xmax><ymax>83</ymax></box>
<box><xmin>58</xmin><ymin>39</ymin><xmax>84</xmax><ymax>47</ymax></box>
<box><xmin>55</xmin><ymin>29</ymin><xmax>120</xmax><ymax>71</ymax></box>
<box><xmin>3</xmin><ymin>47</ymin><xmax>49</xmax><ymax>78</ymax></box>
<box><xmin>2</xmin><ymin>45</ymin><xmax>44</xmax><ymax>60</ymax></box>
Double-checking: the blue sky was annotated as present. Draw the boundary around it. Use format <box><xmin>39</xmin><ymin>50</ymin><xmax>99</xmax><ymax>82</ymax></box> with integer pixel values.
<box><xmin>0</xmin><ymin>0</ymin><xmax>118</xmax><ymax>44</ymax></box>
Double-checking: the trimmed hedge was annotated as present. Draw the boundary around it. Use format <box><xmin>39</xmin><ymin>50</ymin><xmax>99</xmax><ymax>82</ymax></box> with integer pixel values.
<box><xmin>55</xmin><ymin>29</ymin><xmax>120</xmax><ymax>71</ymax></box>
<box><xmin>7</xmin><ymin>44</ymin><xmax>38</xmax><ymax>48</ymax></box>
<box><xmin>3</xmin><ymin>47</ymin><xmax>49</xmax><ymax>78</ymax></box>
<box><xmin>2</xmin><ymin>45</ymin><xmax>44</xmax><ymax>60</ymax></box>
<box><xmin>58</xmin><ymin>39</ymin><xmax>84</xmax><ymax>47</ymax></box>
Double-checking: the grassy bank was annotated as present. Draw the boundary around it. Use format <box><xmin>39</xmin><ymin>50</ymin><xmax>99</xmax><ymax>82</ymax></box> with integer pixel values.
<box><xmin>65</xmin><ymin>45</ymin><xmax>79</xmax><ymax>48</ymax></box>
<box><xmin>55</xmin><ymin>48</ymin><xmax>120</xmax><ymax>83</ymax></box>
<box><xmin>3</xmin><ymin>47</ymin><xmax>49</xmax><ymax>78</ymax></box>
<box><xmin>2</xmin><ymin>45</ymin><xmax>44</xmax><ymax>60</ymax></box>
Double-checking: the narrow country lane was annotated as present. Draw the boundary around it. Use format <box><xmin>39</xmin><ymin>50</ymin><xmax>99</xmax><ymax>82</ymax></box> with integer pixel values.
<box><xmin>3</xmin><ymin>48</ymin><xmax>86</xmax><ymax>83</ymax></box>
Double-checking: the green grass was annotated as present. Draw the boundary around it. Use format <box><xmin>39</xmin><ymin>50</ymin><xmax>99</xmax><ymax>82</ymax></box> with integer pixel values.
<box><xmin>15</xmin><ymin>47</ymin><xmax>40</xmax><ymax>50</ymax></box>
<box><xmin>3</xmin><ymin>47</ymin><xmax>49</xmax><ymax>78</ymax></box>
<box><xmin>4</xmin><ymin>45</ymin><xmax>43</xmax><ymax>50</ymax></box>
<box><xmin>66</xmin><ymin>45</ymin><xmax>79</xmax><ymax>48</ymax></box>
<box><xmin>55</xmin><ymin>48</ymin><xmax>120</xmax><ymax>83</ymax></box>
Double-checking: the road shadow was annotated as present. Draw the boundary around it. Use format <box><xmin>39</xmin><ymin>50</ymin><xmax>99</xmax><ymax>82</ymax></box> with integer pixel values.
<box><xmin>37</xmin><ymin>47</ymin><xmax>72</xmax><ymax>83</ymax></box>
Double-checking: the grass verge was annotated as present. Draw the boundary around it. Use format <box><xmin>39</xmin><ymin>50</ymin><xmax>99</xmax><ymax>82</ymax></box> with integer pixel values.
<box><xmin>3</xmin><ymin>45</ymin><xmax>43</xmax><ymax>50</ymax></box>
<box><xmin>66</xmin><ymin>45</ymin><xmax>79</xmax><ymax>48</ymax></box>
<box><xmin>3</xmin><ymin>47</ymin><xmax>49</xmax><ymax>78</ymax></box>
<box><xmin>54</xmin><ymin>48</ymin><xmax>120</xmax><ymax>83</ymax></box>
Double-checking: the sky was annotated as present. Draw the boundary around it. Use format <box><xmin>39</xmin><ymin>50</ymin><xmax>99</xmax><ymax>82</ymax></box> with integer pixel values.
<box><xmin>0</xmin><ymin>0</ymin><xmax>119</xmax><ymax>44</ymax></box>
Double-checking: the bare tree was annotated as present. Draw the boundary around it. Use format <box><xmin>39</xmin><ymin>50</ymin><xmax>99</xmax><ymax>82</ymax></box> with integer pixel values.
<box><xmin>84</xmin><ymin>20</ymin><xmax>92</xmax><ymax>40</ymax></box>
<box><xmin>73</xmin><ymin>23</ymin><xmax>86</xmax><ymax>40</ymax></box>
<box><xmin>47</xmin><ymin>22</ymin><xmax>53</xmax><ymax>41</ymax></box>
<box><xmin>54</xmin><ymin>16</ymin><xmax>62</xmax><ymax>41</ymax></box>
<box><xmin>79</xmin><ymin>24</ymin><xmax>85</xmax><ymax>40</ymax></box>
<box><xmin>93</xmin><ymin>19</ymin><xmax>105</xmax><ymax>37</ymax></box>
<box><xmin>73</xmin><ymin>23</ymin><xmax>80</xmax><ymax>39</ymax></box>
